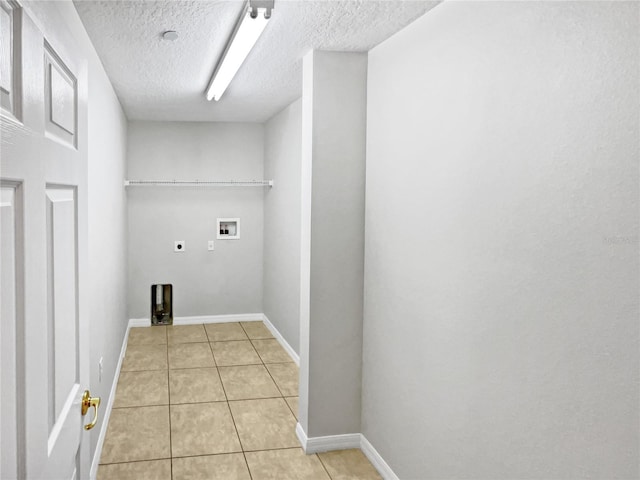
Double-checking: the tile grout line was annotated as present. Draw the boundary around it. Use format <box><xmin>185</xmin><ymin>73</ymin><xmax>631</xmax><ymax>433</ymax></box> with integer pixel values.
<box><xmin>122</xmin><ymin>361</ymin><xmax>294</xmax><ymax>374</ymax></box>
<box><xmin>129</xmin><ymin>325</ymin><xmax>275</xmax><ymax>346</ymax></box>
<box><xmin>223</xmin><ymin>384</ymin><xmax>256</xmax><ymax>479</ymax></box>
<box><xmin>130</xmin><ymin>337</ymin><xmax>278</xmax><ymax>346</ymax></box>
<box><xmin>242</xmin><ymin>323</ymin><xmax>298</xmax><ymax>417</ymax></box>
<box><xmin>249</xmin><ymin>336</ymin><xmax>296</xmax><ymax>365</ymax></box>
<box><xmin>99</xmin><ymin>445</ymin><xmax>319</xmax><ymax>466</ymax></box>
<box><xmin>113</xmin><ymin>323</ymin><xmax>305</xmax><ymax>478</ymax></box>
<box><xmin>242</xmin><ymin>449</ymin><xmax>255</xmax><ymax>480</ymax></box>
<box><xmin>210</xmin><ymin>329</ymin><xmax>264</xmax><ymax>368</ymax></box>
<box><xmin>316</xmin><ymin>452</ymin><xmax>336</xmax><ymax>480</ymax></box>
<box><xmin>239</xmin><ymin>323</ymin><xmax>301</xmax><ymax>467</ymax></box>
<box><xmin>229</xmin><ymin>327</ymin><xmax>293</xmax><ymax>403</ymax></box>
<box><xmin>250</xmin><ymin>337</ymin><xmax>288</xmax><ymax>365</ymax></box>
<box><xmin>123</xmin><ymin>361</ymin><xmax>291</xmax><ymax>372</ymax></box>
<box><xmin>165</xmin><ymin>326</ymin><xmax>173</xmax><ymax>480</ymax></box>
<box><xmin>235</xmin><ymin>322</ymin><xmax>274</xmax><ymax>480</ymax></box>
<box><xmin>247</xmin><ymin>337</ymin><xmax>265</xmax><ymax>365</ymax></box>
<box><xmin>108</xmin><ymin>395</ymin><xmax>293</xmax><ymax>409</ymax></box>
<box><xmin>245</xmin><ymin>325</ymin><xmax>284</xmax><ymax>397</ymax></box>
<box><xmin>99</xmin><ymin>329</ymin><xmax>165</xmax><ymax>470</ymax></box>
<box><xmin>207</xmin><ymin>336</ymin><xmax>227</xmax><ymax>403</ymax></box>
<box><xmin>282</xmin><ymin>396</ymin><xmax>297</xmax><ymax>420</ymax></box>
<box><xmin>206</xmin><ymin>333</ymin><xmax>255</xmax><ymax>479</ymax></box>
<box><xmin>99</xmin><ymin>456</ymin><xmax>172</xmax><ymax>466</ymax></box>
<box><xmin>101</xmin><ymin>445</ymin><xmax>330</xmax><ymax>467</ymax></box>
<box><xmin>251</xmin><ymin>338</ymin><xmax>268</xmax><ymax>365</ymax></box>
<box><xmin>239</xmin><ymin>322</ymin><xmax>277</xmax><ymax>362</ymax></box>
<box><xmin>257</xmin><ymin>366</ymin><xmax>300</xmax><ymax>453</ymax></box>
<box><xmin>204</xmin><ymin>322</ymin><xmax>249</xmax><ymax>343</ymax></box>
<box><xmin>263</xmin><ymin>362</ymin><xmax>286</xmax><ymax>399</ymax></box>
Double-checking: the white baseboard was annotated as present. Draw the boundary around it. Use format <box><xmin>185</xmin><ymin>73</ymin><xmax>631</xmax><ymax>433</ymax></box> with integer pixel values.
<box><xmin>89</xmin><ymin>321</ymin><xmax>131</xmax><ymax>479</ymax></box>
<box><xmin>360</xmin><ymin>435</ymin><xmax>400</xmax><ymax>480</ymax></box>
<box><xmin>128</xmin><ymin>317</ymin><xmax>150</xmax><ymax>327</ymax></box>
<box><xmin>296</xmin><ymin>423</ymin><xmax>399</xmax><ymax>480</ymax></box>
<box><xmin>175</xmin><ymin>313</ymin><xmax>264</xmax><ymax>325</ymax></box>
<box><xmin>261</xmin><ymin>314</ymin><xmax>300</xmax><ymax>366</ymax></box>
<box><xmin>297</xmin><ymin>425</ymin><xmax>360</xmax><ymax>453</ymax></box>
<box><xmin>296</xmin><ymin>422</ymin><xmax>308</xmax><ymax>450</ymax></box>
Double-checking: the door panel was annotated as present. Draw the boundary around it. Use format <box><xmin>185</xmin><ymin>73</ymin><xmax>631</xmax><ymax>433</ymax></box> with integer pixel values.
<box><xmin>0</xmin><ymin>0</ymin><xmax>21</xmax><ymax>119</ymax></box>
<box><xmin>1</xmin><ymin>1</ymin><xmax>90</xmax><ymax>479</ymax></box>
<box><xmin>0</xmin><ymin>3</ymin><xmax>14</xmax><ymax>104</ymax></box>
<box><xmin>46</xmin><ymin>187</ymin><xmax>79</xmax><ymax>434</ymax></box>
<box><xmin>44</xmin><ymin>42</ymin><xmax>76</xmax><ymax>147</ymax></box>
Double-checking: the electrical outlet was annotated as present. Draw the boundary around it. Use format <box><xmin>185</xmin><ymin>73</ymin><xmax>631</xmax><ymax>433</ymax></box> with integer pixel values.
<box><xmin>208</xmin><ymin>240</ymin><xmax>214</xmax><ymax>251</ymax></box>
<box><xmin>174</xmin><ymin>240</ymin><xmax>185</xmax><ymax>252</ymax></box>
<box><xmin>99</xmin><ymin>357</ymin><xmax>103</xmax><ymax>382</ymax></box>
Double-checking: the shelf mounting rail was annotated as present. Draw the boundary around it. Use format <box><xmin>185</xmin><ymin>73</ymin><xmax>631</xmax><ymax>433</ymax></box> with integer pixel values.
<box><xmin>124</xmin><ymin>180</ymin><xmax>273</xmax><ymax>187</ymax></box>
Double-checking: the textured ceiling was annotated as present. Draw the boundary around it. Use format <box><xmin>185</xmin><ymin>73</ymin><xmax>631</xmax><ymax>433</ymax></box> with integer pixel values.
<box><xmin>74</xmin><ymin>0</ymin><xmax>440</xmax><ymax>122</ymax></box>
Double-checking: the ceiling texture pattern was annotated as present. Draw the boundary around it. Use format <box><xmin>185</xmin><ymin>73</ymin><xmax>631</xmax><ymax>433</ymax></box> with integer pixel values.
<box><xmin>74</xmin><ymin>0</ymin><xmax>440</xmax><ymax>122</ymax></box>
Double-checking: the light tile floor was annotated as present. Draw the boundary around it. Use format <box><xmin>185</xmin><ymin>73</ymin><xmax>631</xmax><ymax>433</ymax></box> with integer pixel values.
<box><xmin>98</xmin><ymin>322</ymin><xmax>381</xmax><ymax>480</ymax></box>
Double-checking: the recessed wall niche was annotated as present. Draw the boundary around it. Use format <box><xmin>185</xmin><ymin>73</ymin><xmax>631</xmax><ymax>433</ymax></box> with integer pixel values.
<box><xmin>217</xmin><ymin>218</ymin><xmax>240</xmax><ymax>240</ymax></box>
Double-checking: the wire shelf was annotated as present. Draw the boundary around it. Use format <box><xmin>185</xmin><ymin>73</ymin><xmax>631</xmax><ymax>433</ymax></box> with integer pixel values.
<box><xmin>124</xmin><ymin>180</ymin><xmax>273</xmax><ymax>187</ymax></box>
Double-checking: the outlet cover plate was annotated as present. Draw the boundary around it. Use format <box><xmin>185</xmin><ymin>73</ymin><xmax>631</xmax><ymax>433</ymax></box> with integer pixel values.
<box><xmin>174</xmin><ymin>240</ymin><xmax>185</xmax><ymax>252</ymax></box>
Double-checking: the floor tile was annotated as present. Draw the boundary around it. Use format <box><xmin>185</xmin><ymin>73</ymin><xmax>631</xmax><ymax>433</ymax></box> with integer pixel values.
<box><xmin>172</xmin><ymin>453</ymin><xmax>251</xmax><ymax>480</ymax></box>
<box><xmin>168</xmin><ymin>342</ymin><xmax>215</xmax><ymax>369</ymax></box>
<box><xmin>318</xmin><ymin>449</ymin><xmax>382</xmax><ymax>480</ymax></box>
<box><xmin>211</xmin><ymin>340</ymin><xmax>261</xmax><ymax>366</ymax></box>
<box><xmin>205</xmin><ymin>322</ymin><xmax>248</xmax><ymax>342</ymax></box>
<box><xmin>169</xmin><ymin>367</ymin><xmax>226</xmax><ymax>404</ymax></box>
<box><xmin>121</xmin><ymin>344</ymin><xmax>167</xmax><ymax>371</ymax></box>
<box><xmin>167</xmin><ymin>324</ymin><xmax>208</xmax><ymax>344</ymax></box>
<box><xmin>97</xmin><ymin>459</ymin><xmax>171</xmax><ymax>480</ymax></box>
<box><xmin>285</xmin><ymin>396</ymin><xmax>299</xmax><ymax>419</ymax></box>
<box><xmin>229</xmin><ymin>398</ymin><xmax>299</xmax><ymax>451</ymax></box>
<box><xmin>127</xmin><ymin>326</ymin><xmax>167</xmax><ymax>345</ymax></box>
<box><xmin>171</xmin><ymin>402</ymin><xmax>242</xmax><ymax>457</ymax></box>
<box><xmin>218</xmin><ymin>365</ymin><xmax>281</xmax><ymax>400</ymax></box>
<box><xmin>245</xmin><ymin>448</ymin><xmax>330</xmax><ymax>480</ymax></box>
<box><xmin>240</xmin><ymin>321</ymin><xmax>273</xmax><ymax>339</ymax></box>
<box><xmin>113</xmin><ymin>370</ymin><xmax>169</xmax><ymax>407</ymax></box>
<box><xmin>266</xmin><ymin>363</ymin><xmax>299</xmax><ymax>396</ymax></box>
<box><xmin>100</xmin><ymin>405</ymin><xmax>170</xmax><ymax>464</ymax></box>
<box><xmin>252</xmin><ymin>339</ymin><xmax>292</xmax><ymax>363</ymax></box>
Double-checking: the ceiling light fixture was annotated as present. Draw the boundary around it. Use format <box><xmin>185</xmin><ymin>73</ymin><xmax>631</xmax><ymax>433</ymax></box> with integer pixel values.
<box><xmin>205</xmin><ymin>0</ymin><xmax>274</xmax><ymax>102</ymax></box>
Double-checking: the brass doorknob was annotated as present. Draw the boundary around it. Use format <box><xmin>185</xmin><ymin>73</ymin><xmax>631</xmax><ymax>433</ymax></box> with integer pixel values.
<box><xmin>81</xmin><ymin>390</ymin><xmax>101</xmax><ymax>431</ymax></box>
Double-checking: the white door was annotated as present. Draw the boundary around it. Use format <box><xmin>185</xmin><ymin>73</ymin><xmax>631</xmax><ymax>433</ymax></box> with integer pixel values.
<box><xmin>1</xmin><ymin>1</ymin><xmax>92</xmax><ymax>478</ymax></box>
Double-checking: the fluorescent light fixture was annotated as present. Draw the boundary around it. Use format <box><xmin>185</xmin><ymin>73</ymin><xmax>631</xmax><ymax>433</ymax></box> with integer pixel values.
<box><xmin>206</xmin><ymin>2</ymin><xmax>272</xmax><ymax>101</ymax></box>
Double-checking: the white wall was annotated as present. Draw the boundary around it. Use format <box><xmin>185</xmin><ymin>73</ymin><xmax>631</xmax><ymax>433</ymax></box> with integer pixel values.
<box><xmin>263</xmin><ymin>99</ymin><xmax>302</xmax><ymax>352</ymax></box>
<box><xmin>363</xmin><ymin>2</ymin><xmax>639</xmax><ymax>478</ymax></box>
<box><xmin>85</xmin><ymin>35</ymin><xmax>128</xmax><ymax>466</ymax></box>
<box><xmin>300</xmin><ymin>51</ymin><xmax>367</xmax><ymax>437</ymax></box>
<box><xmin>127</xmin><ymin>122</ymin><xmax>264</xmax><ymax>319</ymax></box>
